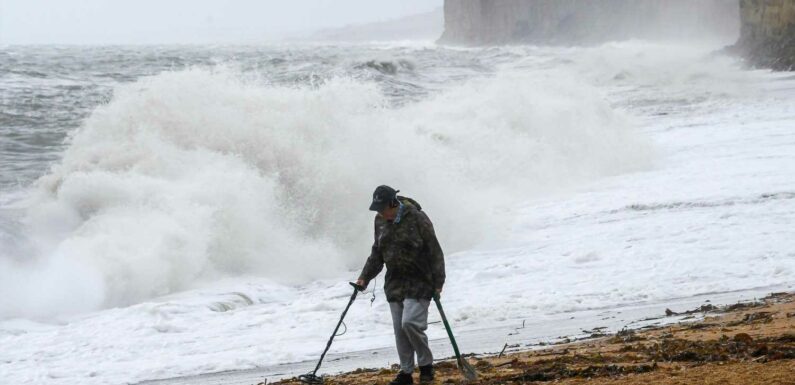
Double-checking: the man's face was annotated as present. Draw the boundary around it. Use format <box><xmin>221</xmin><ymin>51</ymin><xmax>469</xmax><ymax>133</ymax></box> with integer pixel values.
<box><xmin>379</xmin><ymin>205</ymin><xmax>399</xmax><ymax>221</ymax></box>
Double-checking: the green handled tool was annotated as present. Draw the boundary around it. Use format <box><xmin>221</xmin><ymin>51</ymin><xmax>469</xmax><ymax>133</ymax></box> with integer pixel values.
<box><xmin>433</xmin><ymin>293</ymin><xmax>478</xmax><ymax>382</ymax></box>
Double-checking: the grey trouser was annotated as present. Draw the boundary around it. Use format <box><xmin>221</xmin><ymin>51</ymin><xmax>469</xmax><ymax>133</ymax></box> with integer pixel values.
<box><xmin>389</xmin><ymin>298</ymin><xmax>433</xmax><ymax>373</ymax></box>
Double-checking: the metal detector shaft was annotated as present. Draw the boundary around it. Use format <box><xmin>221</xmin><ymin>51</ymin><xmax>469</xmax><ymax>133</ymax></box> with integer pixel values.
<box><xmin>310</xmin><ymin>282</ymin><xmax>364</xmax><ymax>376</ymax></box>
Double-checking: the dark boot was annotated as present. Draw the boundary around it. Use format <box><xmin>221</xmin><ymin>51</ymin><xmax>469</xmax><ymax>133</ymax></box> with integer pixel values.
<box><xmin>389</xmin><ymin>371</ymin><xmax>413</xmax><ymax>385</ymax></box>
<box><xmin>419</xmin><ymin>365</ymin><xmax>434</xmax><ymax>384</ymax></box>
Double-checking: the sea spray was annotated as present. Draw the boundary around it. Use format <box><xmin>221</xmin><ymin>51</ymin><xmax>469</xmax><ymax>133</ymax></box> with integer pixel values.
<box><xmin>1</xmin><ymin>66</ymin><xmax>651</xmax><ymax>318</ymax></box>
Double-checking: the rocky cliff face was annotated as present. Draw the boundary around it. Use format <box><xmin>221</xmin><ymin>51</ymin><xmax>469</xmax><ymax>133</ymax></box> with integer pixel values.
<box><xmin>732</xmin><ymin>0</ymin><xmax>795</xmax><ymax>70</ymax></box>
<box><xmin>439</xmin><ymin>0</ymin><xmax>740</xmax><ymax>45</ymax></box>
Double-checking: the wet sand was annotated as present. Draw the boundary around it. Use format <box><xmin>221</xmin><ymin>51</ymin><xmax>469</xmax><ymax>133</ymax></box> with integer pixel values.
<box><xmin>273</xmin><ymin>292</ymin><xmax>795</xmax><ymax>385</ymax></box>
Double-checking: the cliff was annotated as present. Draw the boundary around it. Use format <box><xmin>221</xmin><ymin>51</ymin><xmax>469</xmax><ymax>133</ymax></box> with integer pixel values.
<box><xmin>438</xmin><ymin>0</ymin><xmax>740</xmax><ymax>45</ymax></box>
<box><xmin>732</xmin><ymin>0</ymin><xmax>795</xmax><ymax>70</ymax></box>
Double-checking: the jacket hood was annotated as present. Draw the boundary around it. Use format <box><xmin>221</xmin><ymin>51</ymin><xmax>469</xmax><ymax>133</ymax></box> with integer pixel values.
<box><xmin>397</xmin><ymin>195</ymin><xmax>422</xmax><ymax>211</ymax></box>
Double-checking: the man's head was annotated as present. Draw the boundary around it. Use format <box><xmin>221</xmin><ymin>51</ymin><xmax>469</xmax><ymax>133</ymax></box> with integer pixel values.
<box><xmin>369</xmin><ymin>185</ymin><xmax>400</xmax><ymax>220</ymax></box>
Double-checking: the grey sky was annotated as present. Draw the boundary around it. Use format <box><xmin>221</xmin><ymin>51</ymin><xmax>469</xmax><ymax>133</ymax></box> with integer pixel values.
<box><xmin>0</xmin><ymin>0</ymin><xmax>442</xmax><ymax>44</ymax></box>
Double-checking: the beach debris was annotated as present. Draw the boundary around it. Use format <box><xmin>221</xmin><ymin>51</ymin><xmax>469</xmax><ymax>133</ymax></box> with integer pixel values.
<box><xmin>474</xmin><ymin>359</ymin><xmax>493</xmax><ymax>370</ymax></box>
<box><xmin>665</xmin><ymin>303</ymin><xmax>717</xmax><ymax>317</ymax></box>
<box><xmin>733</xmin><ymin>333</ymin><xmax>754</xmax><ymax>344</ymax></box>
<box><xmin>497</xmin><ymin>343</ymin><xmax>508</xmax><ymax>358</ymax></box>
<box><xmin>508</xmin><ymin>361</ymin><xmax>656</xmax><ymax>382</ymax></box>
<box><xmin>727</xmin><ymin>311</ymin><xmax>775</xmax><ymax>326</ymax></box>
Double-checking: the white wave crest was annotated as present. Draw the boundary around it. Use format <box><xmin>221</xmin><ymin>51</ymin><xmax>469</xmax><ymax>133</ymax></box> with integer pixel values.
<box><xmin>1</xmin><ymin>67</ymin><xmax>652</xmax><ymax>318</ymax></box>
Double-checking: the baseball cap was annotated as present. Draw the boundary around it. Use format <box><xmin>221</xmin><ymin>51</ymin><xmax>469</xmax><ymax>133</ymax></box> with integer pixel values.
<box><xmin>369</xmin><ymin>185</ymin><xmax>399</xmax><ymax>212</ymax></box>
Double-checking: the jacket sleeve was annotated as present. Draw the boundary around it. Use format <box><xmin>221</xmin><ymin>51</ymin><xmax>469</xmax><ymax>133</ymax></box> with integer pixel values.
<box><xmin>418</xmin><ymin>211</ymin><xmax>445</xmax><ymax>290</ymax></box>
<box><xmin>358</xmin><ymin>219</ymin><xmax>384</xmax><ymax>284</ymax></box>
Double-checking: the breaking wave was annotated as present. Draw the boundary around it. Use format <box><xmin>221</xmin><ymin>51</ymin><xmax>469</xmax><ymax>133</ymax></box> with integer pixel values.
<box><xmin>0</xmin><ymin>66</ymin><xmax>652</xmax><ymax>318</ymax></box>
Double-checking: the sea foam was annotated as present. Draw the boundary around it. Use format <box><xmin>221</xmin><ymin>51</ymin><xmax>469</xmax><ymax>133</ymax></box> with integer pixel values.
<box><xmin>1</xmin><ymin>67</ymin><xmax>651</xmax><ymax>318</ymax></box>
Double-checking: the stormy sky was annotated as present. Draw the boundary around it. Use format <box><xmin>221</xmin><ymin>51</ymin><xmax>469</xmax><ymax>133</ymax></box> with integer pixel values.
<box><xmin>0</xmin><ymin>0</ymin><xmax>442</xmax><ymax>44</ymax></box>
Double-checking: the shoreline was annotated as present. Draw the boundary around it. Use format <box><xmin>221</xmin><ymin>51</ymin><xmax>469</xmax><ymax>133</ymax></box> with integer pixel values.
<box><xmin>138</xmin><ymin>286</ymin><xmax>795</xmax><ymax>385</ymax></box>
<box><xmin>272</xmin><ymin>292</ymin><xmax>795</xmax><ymax>385</ymax></box>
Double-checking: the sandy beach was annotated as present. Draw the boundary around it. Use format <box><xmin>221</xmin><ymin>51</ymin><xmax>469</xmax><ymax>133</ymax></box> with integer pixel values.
<box><xmin>273</xmin><ymin>292</ymin><xmax>795</xmax><ymax>385</ymax></box>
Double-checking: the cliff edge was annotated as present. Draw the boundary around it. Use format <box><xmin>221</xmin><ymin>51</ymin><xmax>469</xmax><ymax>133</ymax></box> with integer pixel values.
<box><xmin>438</xmin><ymin>0</ymin><xmax>739</xmax><ymax>45</ymax></box>
<box><xmin>732</xmin><ymin>0</ymin><xmax>795</xmax><ymax>70</ymax></box>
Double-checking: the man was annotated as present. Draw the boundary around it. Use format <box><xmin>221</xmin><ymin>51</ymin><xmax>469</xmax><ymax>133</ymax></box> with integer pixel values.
<box><xmin>356</xmin><ymin>185</ymin><xmax>445</xmax><ymax>385</ymax></box>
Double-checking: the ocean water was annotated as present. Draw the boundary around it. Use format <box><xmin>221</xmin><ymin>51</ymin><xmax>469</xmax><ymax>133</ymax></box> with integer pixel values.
<box><xmin>0</xmin><ymin>41</ymin><xmax>793</xmax><ymax>384</ymax></box>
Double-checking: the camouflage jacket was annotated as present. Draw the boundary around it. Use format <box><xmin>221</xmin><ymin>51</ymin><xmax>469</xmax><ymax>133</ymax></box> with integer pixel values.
<box><xmin>358</xmin><ymin>197</ymin><xmax>445</xmax><ymax>302</ymax></box>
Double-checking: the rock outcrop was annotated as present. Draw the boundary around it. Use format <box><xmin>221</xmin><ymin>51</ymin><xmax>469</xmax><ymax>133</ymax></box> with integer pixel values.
<box><xmin>438</xmin><ymin>0</ymin><xmax>740</xmax><ymax>45</ymax></box>
<box><xmin>732</xmin><ymin>0</ymin><xmax>795</xmax><ymax>70</ymax></box>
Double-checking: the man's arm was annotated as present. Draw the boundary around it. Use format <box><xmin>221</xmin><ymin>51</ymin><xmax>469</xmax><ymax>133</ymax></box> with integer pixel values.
<box><xmin>358</xmin><ymin>220</ymin><xmax>384</xmax><ymax>287</ymax></box>
<box><xmin>418</xmin><ymin>211</ymin><xmax>445</xmax><ymax>291</ymax></box>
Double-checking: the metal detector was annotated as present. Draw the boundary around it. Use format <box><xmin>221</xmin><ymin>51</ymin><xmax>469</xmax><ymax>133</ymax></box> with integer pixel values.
<box><xmin>298</xmin><ymin>282</ymin><xmax>365</xmax><ymax>384</ymax></box>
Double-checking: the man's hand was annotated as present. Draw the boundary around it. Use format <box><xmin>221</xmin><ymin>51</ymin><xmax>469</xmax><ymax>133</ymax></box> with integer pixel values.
<box><xmin>435</xmin><ymin>287</ymin><xmax>443</xmax><ymax>297</ymax></box>
<box><xmin>356</xmin><ymin>279</ymin><xmax>367</xmax><ymax>290</ymax></box>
